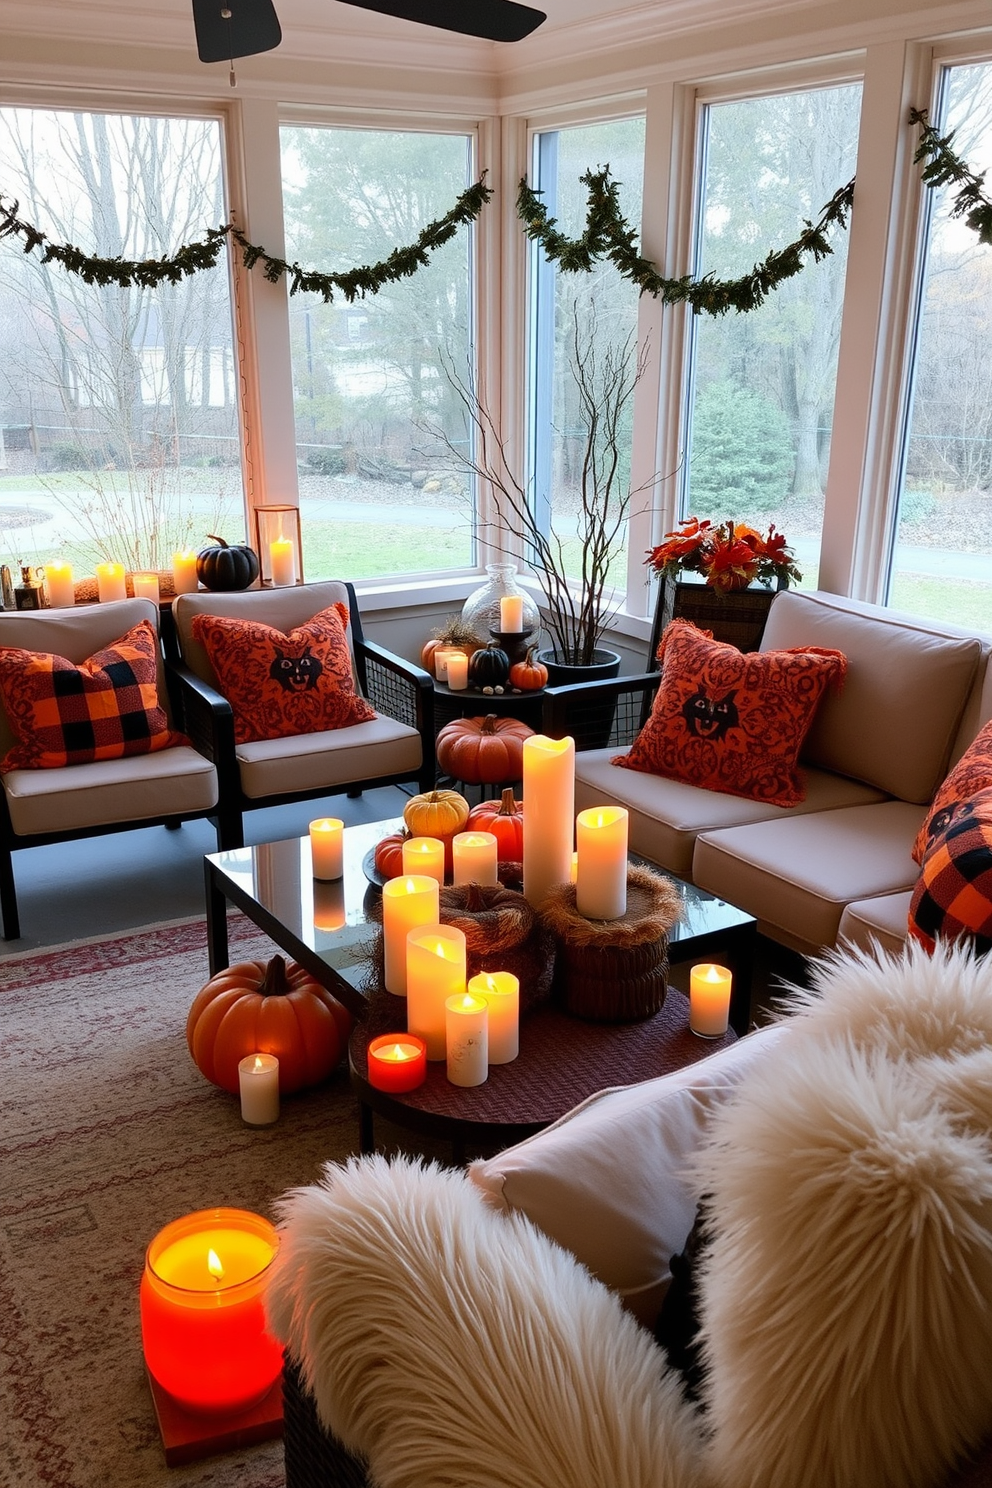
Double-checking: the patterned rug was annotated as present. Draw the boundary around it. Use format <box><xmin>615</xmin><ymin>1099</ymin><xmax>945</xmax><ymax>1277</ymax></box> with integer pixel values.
<box><xmin>0</xmin><ymin>916</ymin><xmax>374</xmax><ymax>1488</ymax></box>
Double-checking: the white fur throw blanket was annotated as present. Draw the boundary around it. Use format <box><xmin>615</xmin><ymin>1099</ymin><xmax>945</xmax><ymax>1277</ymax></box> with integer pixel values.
<box><xmin>266</xmin><ymin>940</ymin><xmax>992</xmax><ymax>1488</ymax></box>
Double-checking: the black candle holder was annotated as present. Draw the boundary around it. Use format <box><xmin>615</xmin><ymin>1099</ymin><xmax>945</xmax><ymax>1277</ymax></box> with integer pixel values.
<box><xmin>489</xmin><ymin>626</ymin><xmax>534</xmax><ymax>666</ymax></box>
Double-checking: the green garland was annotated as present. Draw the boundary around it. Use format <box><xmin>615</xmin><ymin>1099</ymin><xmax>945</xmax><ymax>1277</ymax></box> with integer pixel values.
<box><xmin>517</xmin><ymin>167</ymin><xmax>856</xmax><ymax>316</ymax></box>
<box><xmin>910</xmin><ymin>107</ymin><xmax>992</xmax><ymax>247</ymax></box>
<box><xmin>0</xmin><ymin>175</ymin><xmax>491</xmax><ymax>301</ymax></box>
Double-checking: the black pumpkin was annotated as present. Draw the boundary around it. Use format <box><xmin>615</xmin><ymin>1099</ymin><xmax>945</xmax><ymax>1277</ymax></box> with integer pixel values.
<box><xmin>468</xmin><ymin>643</ymin><xmax>510</xmax><ymax>688</ymax></box>
<box><xmin>196</xmin><ymin>535</ymin><xmax>260</xmax><ymax>592</ymax></box>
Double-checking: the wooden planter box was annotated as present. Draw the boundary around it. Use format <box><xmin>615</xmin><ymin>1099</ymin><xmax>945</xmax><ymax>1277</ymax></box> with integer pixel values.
<box><xmin>647</xmin><ymin>576</ymin><xmax>783</xmax><ymax>664</ymax></box>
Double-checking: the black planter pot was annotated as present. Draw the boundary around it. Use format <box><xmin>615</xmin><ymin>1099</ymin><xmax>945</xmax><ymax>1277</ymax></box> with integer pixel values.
<box><xmin>536</xmin><ymin>647</ymin><xmax>622</xmax><ymax>750</ymax></box>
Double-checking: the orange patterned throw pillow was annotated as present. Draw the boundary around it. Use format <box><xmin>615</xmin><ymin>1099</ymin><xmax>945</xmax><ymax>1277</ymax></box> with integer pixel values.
<box><xmin>908</xmin><ymin>787</ymin><xmax>992</xmax><ymax>956</ymax></box>
<box><xmin>614</xmin><ymin>619</ymin><xmax>847</xmax><ymax>806</ymax></box>
<box><xmin>912</xmin><ymin>718</ymin><xmax>992</xmax><ymax>865</ymax></box>
<box><xmin>191</xmin><ymin>603</ymin><xmax>376</xmax><ymax>744</ymax></box>
<box><xmin>0</xmin><ymin>619</ymin><xmax>180</xmax><ymax>771</ymax></box>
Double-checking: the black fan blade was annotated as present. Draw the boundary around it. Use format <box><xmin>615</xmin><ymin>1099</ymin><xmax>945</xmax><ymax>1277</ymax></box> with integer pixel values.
<box><xmin>336</xmin><ymin>0</ymin><xmax>545</xmax><ymax>42</ymax></box>
<box><xmin>192</xmin><ymin>0</ymin><xmax>282</xmax><ymax>62</ymax></box>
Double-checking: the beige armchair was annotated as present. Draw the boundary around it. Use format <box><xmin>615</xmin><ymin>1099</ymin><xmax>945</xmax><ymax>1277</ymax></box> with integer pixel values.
<box><xmin>170</xmin><ymin>580</ymin><xmax>435</xmax><ymax>849</ymax></box>
<box><xmin>0</xmin><ymin>599</ymin><xmax>220</xmax><ymax>940</ymax></box>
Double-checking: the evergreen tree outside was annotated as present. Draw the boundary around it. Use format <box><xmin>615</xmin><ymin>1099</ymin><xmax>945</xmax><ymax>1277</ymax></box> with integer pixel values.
<box><xmin>688</xmin><ymin>381</ymin><xmax>794</xmax><ymax>516</ymax></box>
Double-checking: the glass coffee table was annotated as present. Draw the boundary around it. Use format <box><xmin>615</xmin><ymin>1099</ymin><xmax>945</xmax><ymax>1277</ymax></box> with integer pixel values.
<box><xmin>204</xmin><ymin>818</ymin><xmax>756</xmax><ymax>1158</ymax></box>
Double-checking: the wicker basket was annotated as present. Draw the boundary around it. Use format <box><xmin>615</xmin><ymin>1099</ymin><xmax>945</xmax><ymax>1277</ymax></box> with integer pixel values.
<box><xmin>538</xmin><ymin>864</ymin><xmax>682</xmax><ymax>1023</ymax></box>
<box><xmin>648</xmin><ymin>576</ymin><xmax>781</xmax><ymax>661</ymax></box>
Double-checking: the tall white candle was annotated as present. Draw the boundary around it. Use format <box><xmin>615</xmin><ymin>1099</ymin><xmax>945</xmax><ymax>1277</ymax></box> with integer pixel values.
<box><xmin>468</xmin><ymin>971</ymin><xmax>519</xmax><ymax>1064</ymax></box>
<box><xmin>689</xmin><ymin>963</ymin><xmax>733</xmax><ymax>1038</ymax></box>
<box><xmin>407</xmin><ymin>924</ymin><xmax>466</xmax><ymax>1060</ymax></box>
<box><xmin>309</xmin><ymin>817</ymin><xmax>344</xmax><ymax>880</ymax></box>
<box><xmin>402</xmin><ymin>836</ymin><xmax>445</xmax><ymax>885</ymax></box>
<box><xmin>381</xmin><ymin>876</ymin><xmax>440</xmax><ymax>996</ymax></box>
<box><xmin>44</xmin><ymin>562</ymin><xmax>75</xmax><ymax>608</ymax></box>
<box><xmin>270</xmin><ymin>537</ymin><xmax>297</xmax><ymax>587</ymax></box>
<box><xmin>238</xmin><ymin>1053</ymin><xmax>280</xmax><ymax>1126</ymax></box>
<box><xmin>172</xmin><ymin>550</ymin><xmax>199</xmax><ymax>595</ymax></box>
<box><xmin>575</xmin><ymin>806</ymin><xmax>629</xmax><ymax>921</ymax></box>
<box><xmin>445</xmin><ymin>992</ymin><xmax>489</xmax><ymax>1087</ymax></box>
<box><xmin>132</xmin><ymin>571</ymin><xmax>160</xmax><ymax>604</ymax></box>
<box><xmin>451</xmin><ymin>831</ymin><xmax>498</xmax><ymax>887</ymax></box>
<box><xmin>446</xmin><ymin>652</ymin><xmax>469</xmax><ymax>690</ymax></box>
<box><xmin>522</xmin><ymin>734</ymin><xmax>576</xmax><ymax>908</ymax></box>
<box><xmin>96</xmin><ymin>562</ymin><xmax>127</xmax><ymax>603</ymax></box>
<box><xmin>499</xmin><ymin>594</ymin><xmax>524</xmax><ymax>632</ymax></box>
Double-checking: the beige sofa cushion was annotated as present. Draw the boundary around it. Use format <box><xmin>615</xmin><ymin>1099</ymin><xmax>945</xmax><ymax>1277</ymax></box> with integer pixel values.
<box><xmin>2</xmin><ymin>745</ymin><xmax>218</xmax><ymax>836</ymax></box>
<box><xmin>237</xmin><ymin>713</ymin><xmax>422</xmax><ymax>799</ymax></box>
<box><xmin>692</xmin><ymin>799</ymin><xmax>926</xmax><ymax>954</ymax></box>
<box><xmin>173</xmin><ymin>581</ymin><xmax>355</xmax><ymax>692</ymax></box>
<box><xmin>575</xmin><ymin>748</ymin><xmax>887</xmax><ymax>879</ymax></box>
<box><xmin>837</xmin><ymin>890</ymin><xmax>913</xmax><ymax>955</ymax></box>
<box><xmin>761</xmin><ymin>591</ymin><xmax>983</xmax><ymax>803</ymax></box>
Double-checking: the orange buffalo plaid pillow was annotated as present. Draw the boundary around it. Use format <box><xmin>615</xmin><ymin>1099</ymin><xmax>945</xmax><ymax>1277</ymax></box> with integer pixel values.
<box><xmin>191</xmin><ymin>603</ymin><xmax>376</xmax><ymax>744</ymax></box>
<box><xmin>912</xmin><ymin>719</ymin><xmax>992</xmax><ymax>865</ymax></box>
<box><xmin>909</xmin><ymin>787</ymin><xmax>992</xmax><ymax>956</ymax></box>
<box><xmin>0</xmin><ymin>619</ymin><xmax>180</xmax><ymax>771</ymax></box>
<box><xmin>614</xmin><ymin>619</ymin><xmax>847</xmax><ymax>806</ymax></box>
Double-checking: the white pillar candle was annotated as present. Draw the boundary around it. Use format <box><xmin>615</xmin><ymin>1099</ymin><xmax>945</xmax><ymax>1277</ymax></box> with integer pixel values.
<box><xmin>381</xmin><ymin>876</ymin><xmax>440</xmax><ymax>997</ymax></box>
<box><xmin>132</xmin><ymin>571</ymin><xmax>160</xmax><ymax>604</ymax></box>
<box><xmin>309</xmin><ymin>817</ymin><xmax>344</xmax><ymax>880</ymax></box>
<box><xmin>172</xmin><ymin>550</ymin><xmax>199</xmax><ymax>594</ymax></box>
<box><xmin>451</xmin><ymin>831</ymin><xmax>499</xmax><ymax>887</ymax></box>
<box><xmin>433</xmin><ymin>648</ymin><xmax>455</xmax><ymax>681</ymax></box>
<box><xmin>406</xmin><ymin>924</ymin><xmax>466</xmax><ymax>1060</ymax></box>
<box><xmin>499</xmin><ymin>594</ymin><xmax>524</xmax><ymax>632</ymax></box>
<box><xmin>468</xmin><ymin>970</ymin><xmax>519</xmax><ymax>1064</ymax></box>
<box><xmin>575</xmin><ymin>806</ymin><xmax>629</xmax><ymax>921</ymax></box>
<box><xmin>44</xmin><ymin>562</ymin><xmax>75</xmax><ymax>608</ymax></box>
<box><xmin>96</xmin><ymin>562</ymin><xmax>127</xmax><ymax>603</ymax></box>
<box><xmin>689</xmin><ymin>963</ymin><xmax>733</xmax><ymax>1038</ymax></box>
<box><xmin>445</xmin><ymin>991</ymin><xmax>489</xmax><ymax>1087</ymax></box>
<box><xmin>402</xmin><ymin>836</ymin><xmax>445</xmax><ymax>885</ymax></box>
<box><xmin>522</xmin><ymin>734</ymin><xmax>576</xmax><ymax>908</ymax></box>
<box><xmin>238</xmin><ymin>1053</ymin><xmax>280</xmax><ymax>1126</ymax></box>
<box><xmin>446</xmin><ymin>652</ymin><xmax>469</xmax><ymax>690</ymax></box>
<box><xmin>269</xmin><ymin>537</ymin><xmax>297</xmax><ymax>587</ymax></box>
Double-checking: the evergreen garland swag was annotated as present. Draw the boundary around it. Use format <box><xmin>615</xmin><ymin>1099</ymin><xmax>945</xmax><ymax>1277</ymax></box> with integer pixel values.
<box><xmin>910</xmin><ymin>107</ymin><xmax>992</xmax><ymax>247</ymax></box>
<box><xmin>0</xmin><ymin>176</ymin><xmax>492</xmax><ymax>300</ymax></box>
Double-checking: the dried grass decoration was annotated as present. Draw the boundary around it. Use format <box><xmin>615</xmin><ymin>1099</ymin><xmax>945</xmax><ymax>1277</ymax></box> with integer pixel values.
<box><xmin>438</xmin><ymin>882</ymin><xmax>556</xmax><ymax>1014</ymax></box>
<box><xmin>538</xmin><ymin>863</ymin><xmax>683</xmax><ymax>1023</ymax></box>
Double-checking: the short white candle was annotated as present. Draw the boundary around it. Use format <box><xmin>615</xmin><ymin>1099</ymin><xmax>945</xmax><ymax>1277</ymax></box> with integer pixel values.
<box><xmin>468</xmin><ymin>970</ymin><xmax>519</xmax><ymax>1064</ymax></box>
<box><xmin>433</xmin><ymin>648</ymin><xmax>455</xmax><ymax>681</ymax></box>
<box><xmin>309</xmin><ymin>817</ymin><xmax>344</xmax><ymax>880</ymax></box>
<box><xmin>499</xmin><ymin>594</ymin><xmax>524</xmax><ymax>632</ymax></box>
<box><xmin>269</xmin><ymin>537</ymin><xmax>297</xmax><ymax>587</ymax></box>
<box><xmin>689</xmin><ymin>963</ymin><xmax>733</xmax><ymax>1038</ymax></box>
<box><xmin>407</xmin><ymin>924</ymin><xmax>466</xmax><ymax>1060</ymax></box>
<box><xmin>238</xmin><ymin>1053</ymin><xmax>280</xmax><ymax>1126</ymax></box>
<box><xmin>575</xmin><ymin>806</ymin><xmax>629</xmax><ymax>921</ymax></box>
<box><xmin>522</xmin><ymin>734</ymin><xmax>576</xmax><ymax>908</ymax></box>
<box><xmin>381</xmin><ymin>876</ymin><xmax>440</xmax><ymax>997</ymax></box>
<box><xmin>451</xmin><ymin>831</ymin><xmax>498</xmax><ymax>887</ymax></box>
<box><xmin>44</xmin><ymin>562</ymin><xmax>75</xmax><ymax>608</ymax></box>
<box><xmin>172</xmin><ymin>550</ymin><xmax>199</xmax><ymax>595</ymax></box>
<box><xmin>445</xmin><ymin>991</ymin><xmax>488</xmax><ymax>1087</ymax></box>
<box><xmin>402</xmin><ymin>836</ymin><xmax>445</xmax><ymax>886</ymax></box>
<box><xmin>96</xmin><ymin>562</ymin><xmax>127</xmax><ymax>603</ymax></box>
<box><xmin>446</xmin><ymin>652</ymin><xmax>469</xmax><ymax>691</ymax></box>
<box><xmin>132</xmin><ymin>571</ymin><xmax>160</xmax><ymax>604</ymax></box>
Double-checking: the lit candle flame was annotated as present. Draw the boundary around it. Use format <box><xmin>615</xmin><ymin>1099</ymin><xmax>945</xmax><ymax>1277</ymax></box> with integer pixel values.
<box><xmin>253</xmin><ymin>1055</ymin><xmax>264</xmax><ymax>1072</ymax></box>
<box><xmin>207</xmin><ymin>1248</ymin><xmax>225</xmax><ymax>1281</ymax></box>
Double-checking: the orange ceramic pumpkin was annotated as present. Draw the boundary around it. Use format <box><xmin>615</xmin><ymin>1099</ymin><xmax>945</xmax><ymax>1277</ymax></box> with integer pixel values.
<box><xmin>435</xmin><ymin>714</ymin><xmax>534</xmax><ymax>786</ymax></box>
<box><xmin>466</xmin><ymin>787</ymin><xmax>524</xmax><ymax>862</ymax></box>
<box><xmin>509</xmin><ymin>646</ymin><xmax>549</xmax><ymax>692</ymax></box>
<box><xmin>421</xmin><ymin>638</ymin><xmax>478</xmax><ymax>675</ymax></box>
<box><xmin>186</xmin><ymin>955</ymin><xmax>352</xmax><ymax>1096</ymax></box>
<box><xmin>373</xmin><ymin>829</ymin><xmax>410</xmax><ymax>880</ymax></box>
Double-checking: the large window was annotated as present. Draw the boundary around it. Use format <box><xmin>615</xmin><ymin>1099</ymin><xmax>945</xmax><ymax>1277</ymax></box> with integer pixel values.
<box><xmin>887</xmin><ymin>62</ymin><xmax>992</xmax><ymax>629</ymax></box>
<box><xmin>279</xmin><ymin>124</ymin><xmax>476</xmax><ymax>581</ymax></box>
<box><xmin>681</xmin><ymin>84</ymin><xmax>862</xmax><ymax>588</ymax></box>
<box><xmin>0</xmin><ymin>107</ymin><xmax>242</xmax><ymax>579</ymax></box>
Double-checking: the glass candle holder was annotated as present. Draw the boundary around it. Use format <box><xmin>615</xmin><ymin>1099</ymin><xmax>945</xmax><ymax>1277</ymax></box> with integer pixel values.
<box><xmin>252</xmin><ymin>505</ymin><xmax>303</xmax><ymax>587</ymax></box>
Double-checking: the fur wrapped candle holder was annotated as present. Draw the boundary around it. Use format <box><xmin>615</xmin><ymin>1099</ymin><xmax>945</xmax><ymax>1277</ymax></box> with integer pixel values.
<box><xmin>538</xmin><ymin>864</ymin><xmax>682</xmax><ymax>1022</ymax></box>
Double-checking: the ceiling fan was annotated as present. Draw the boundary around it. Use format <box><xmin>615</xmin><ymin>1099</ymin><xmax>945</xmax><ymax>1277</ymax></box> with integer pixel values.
<box><xmin>192</xmin><ymin>0</ymin><xmax>546</xmax><ymax>63</ymax></box>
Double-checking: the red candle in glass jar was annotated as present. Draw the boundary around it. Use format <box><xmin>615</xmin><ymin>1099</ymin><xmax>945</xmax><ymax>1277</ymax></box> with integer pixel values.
<box><xmin>367</xmin><ymin>1034</ymin><xmax>428</xmax><ymax>1092</ymax></box>
<box><xmin>140</xmin><ymin>1208</ymin><xmax>282</xmax><ymax>1415</ymax></box>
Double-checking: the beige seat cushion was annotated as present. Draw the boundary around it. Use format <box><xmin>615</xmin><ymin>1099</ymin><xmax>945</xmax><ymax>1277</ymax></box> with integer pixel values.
<box><xmin>575</xmin><ymin>748</ymin><xmax>888</xmax><ymax>879</ymax></box>
<box><xmin>2</xmin><ymin>745</ymin><xmax>218</xmax><ymax>836</ymax></box>
<box><xmin>236</xmin><ymin>713</ymin><xmax>422</xmax><ymax>799</ymax></box>
<box><xmin>837</xmin><ymin>890</ymin><xmax>913</xmax><ymax>955</ymax></box>
<box><xmin>692</xmin><ymin>799</ymin><xmax>927</xmax><ymax>954</ymax></box>
<box><xmin>173</xmin><ymin>582</ymin><xmax>356</xmax><ymax>691</ymax></box>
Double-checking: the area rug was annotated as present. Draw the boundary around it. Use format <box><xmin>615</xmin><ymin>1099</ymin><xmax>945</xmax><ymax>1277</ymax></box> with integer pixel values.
<box><xmin>0</xmin><ymin>915</ymin><xmax>385</xmax><ymax>1488</ymax></box>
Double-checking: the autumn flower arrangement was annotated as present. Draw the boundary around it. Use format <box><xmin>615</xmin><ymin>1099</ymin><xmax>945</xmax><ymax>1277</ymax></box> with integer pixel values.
<box><xmin>646</xmin><ymin>517</ymin><xmax>802</xmax><ymax>595</ymax></box>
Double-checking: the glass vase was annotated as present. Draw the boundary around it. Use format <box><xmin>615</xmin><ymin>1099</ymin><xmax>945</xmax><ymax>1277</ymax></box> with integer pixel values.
<box><xmin>460</xmin><ymin>564</ymin><xmax>540</xmax><ymax>638</ymax></box>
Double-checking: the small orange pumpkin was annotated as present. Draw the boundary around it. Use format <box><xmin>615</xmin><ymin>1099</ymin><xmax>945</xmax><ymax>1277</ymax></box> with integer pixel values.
<box><xmin>509</xmin><ymin>645</ymin><xmax>549</xmax><ymax>692</ymax></box>
<box><xmin>421</xmin><ymin>638</ymin><xmax>478</xmax><ymax>675</ymax></box>
<box><xmin>466</xmin><ymin>787</ymin><xmax>524</xmax><ymax>862</ymax></box>
<box><xmin>435</xmin><ymin>714</ymin><xmax>534</xmax><ymax>786</ymax></box>
<box><xmin>186</xmin><ymin>955</ymin><xmax>352</xmax><ymax>1096</ymax></box>
<box><xmin>373</xmin><ymin>829</ymin><xmax>410</xmax><ymax>880</ymax></box>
